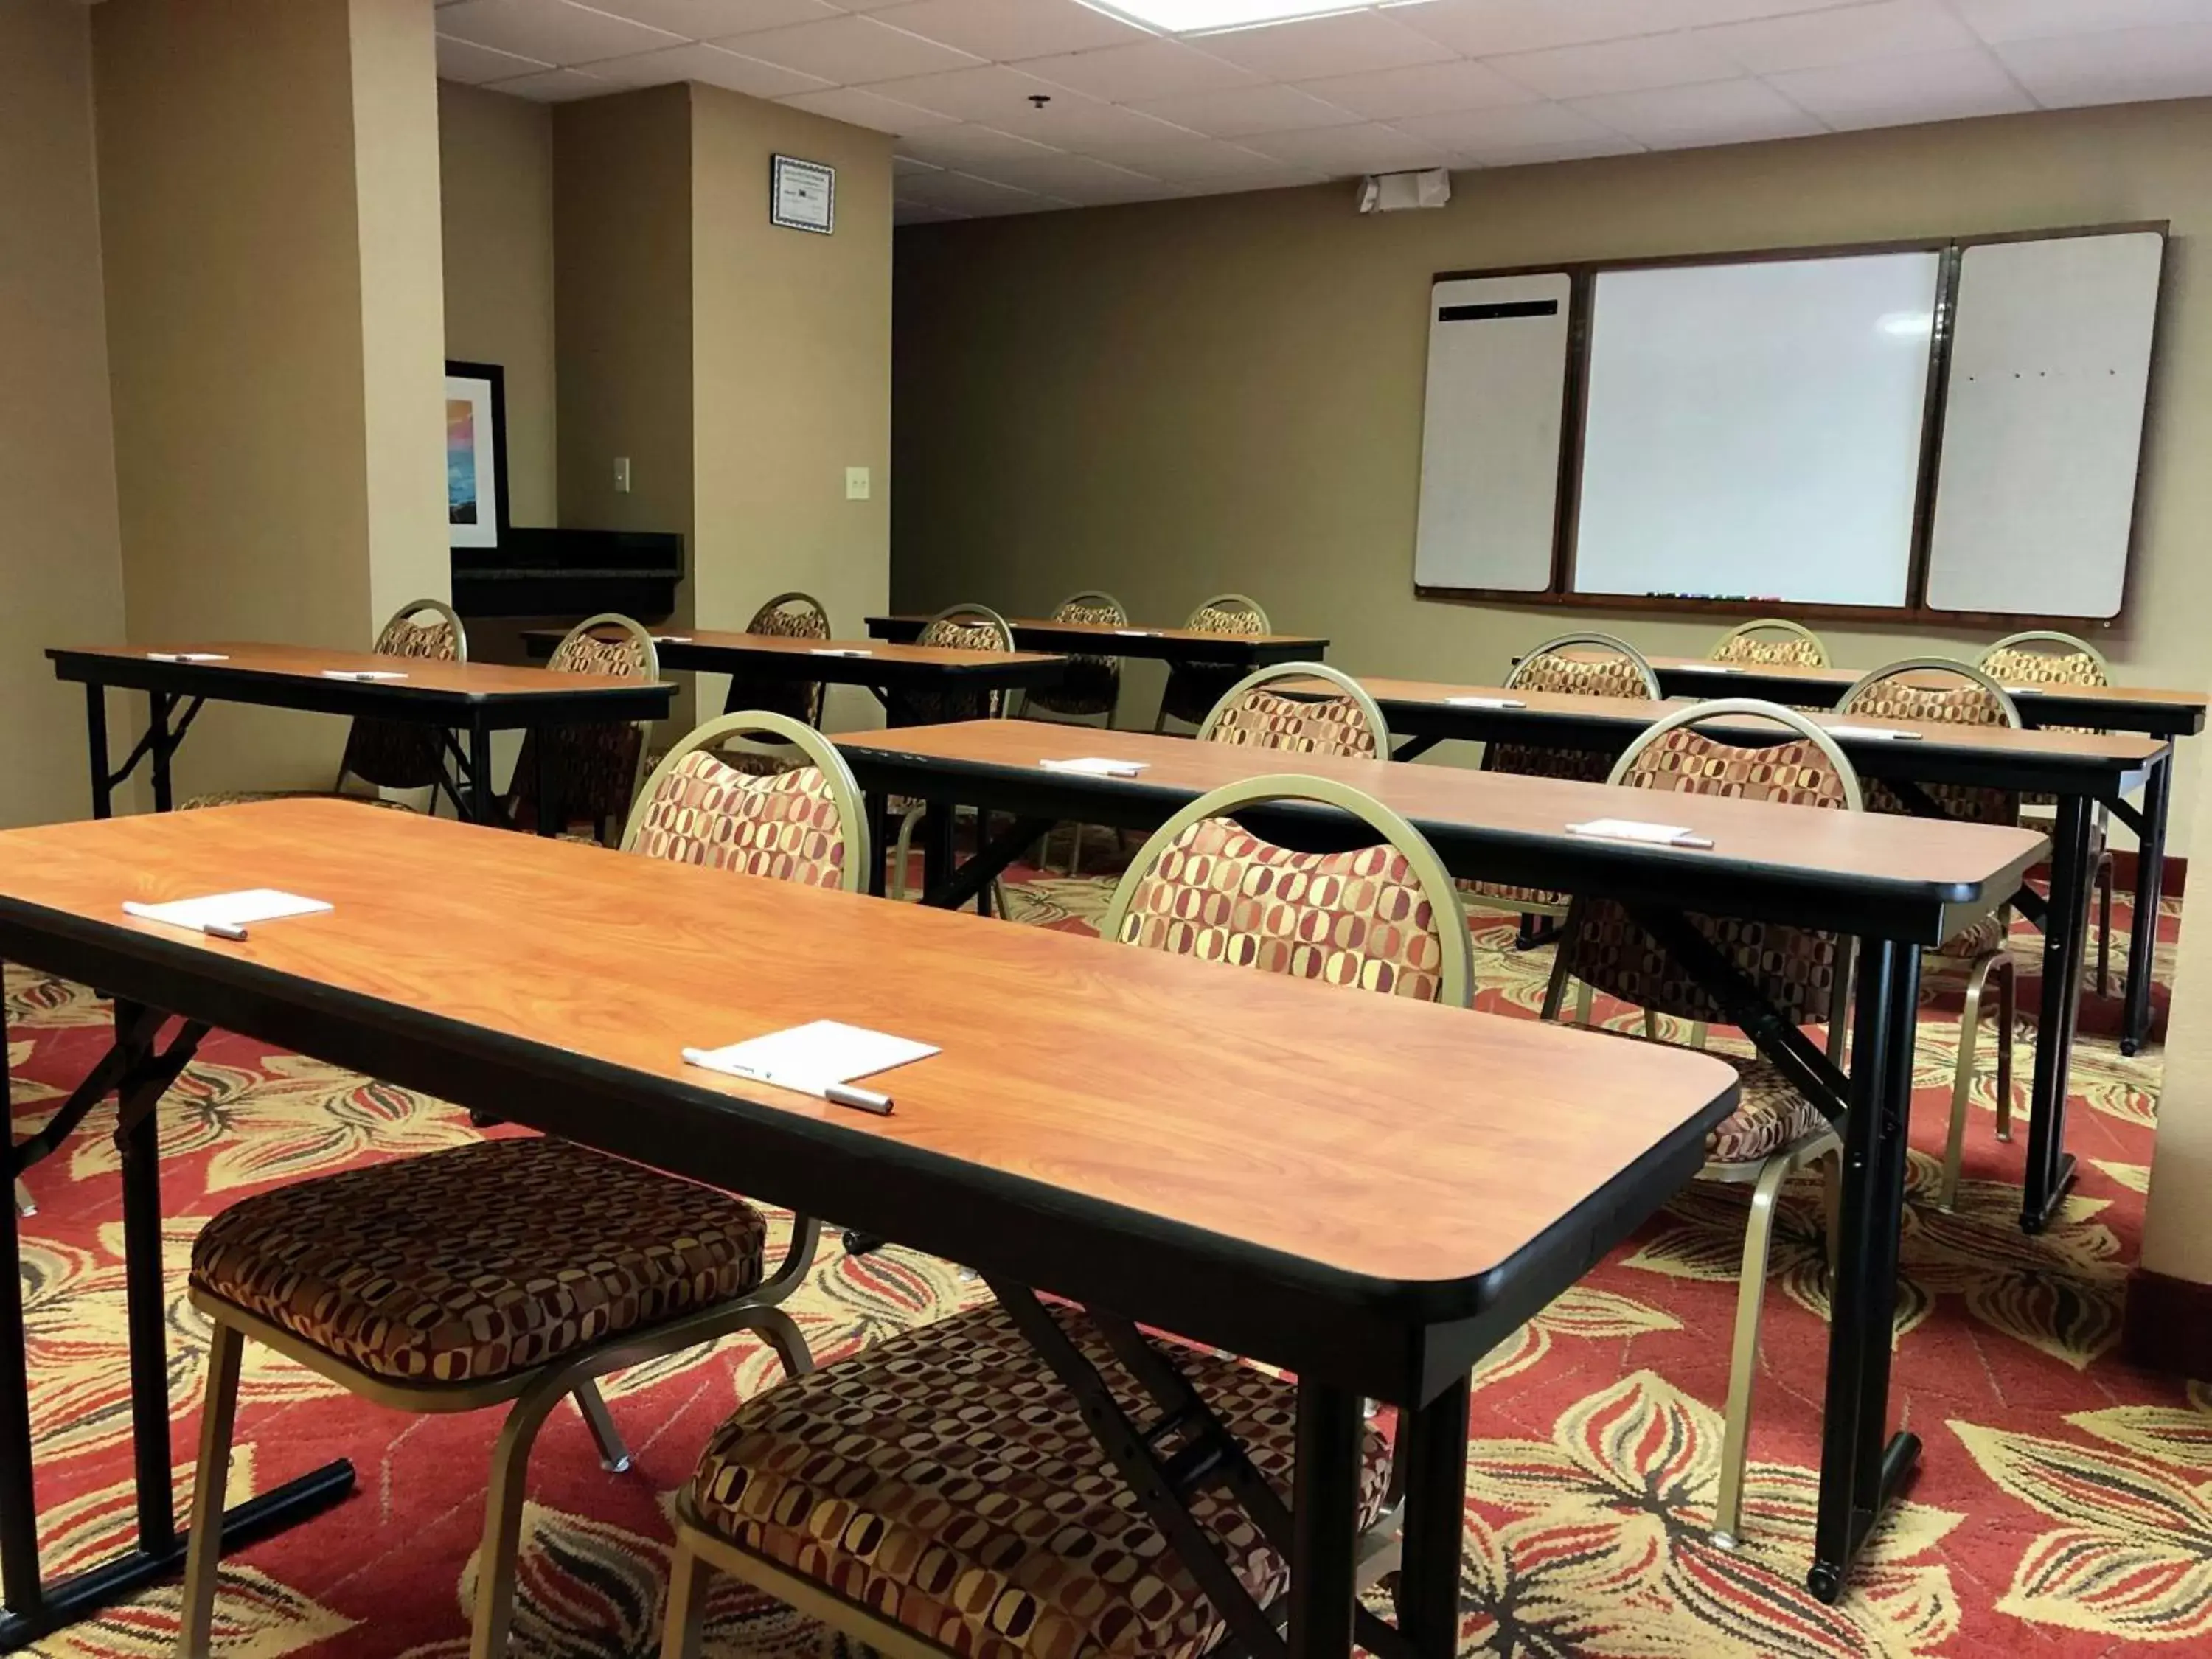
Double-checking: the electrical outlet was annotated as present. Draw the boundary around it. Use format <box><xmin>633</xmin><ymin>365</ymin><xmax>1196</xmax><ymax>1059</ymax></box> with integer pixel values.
<box><xmin>613</xmin><ymin>457</ymin><xmax>632</xmax><ymax>493</ymax></box>
<box><xmin>845</xmin><ymin>466</ymin><xmax>871</xmax><ymax>501</ymax></box>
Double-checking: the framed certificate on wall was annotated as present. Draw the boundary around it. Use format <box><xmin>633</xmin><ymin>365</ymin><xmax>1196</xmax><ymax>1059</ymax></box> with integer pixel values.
<box><xmin>771</xmin><ymin>155</ymin><xmax>835</xmax><ymax>234</ymax></box>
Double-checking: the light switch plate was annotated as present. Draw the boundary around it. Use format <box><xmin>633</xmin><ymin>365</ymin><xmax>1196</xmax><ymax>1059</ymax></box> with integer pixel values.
<box><xmin>613</xmin><ymin>457</ymin><xmax>632</xmax><ymax>493</ymax></box>
<box><xmin>845</xmin><ymin>466</ymin><xmax>871</xmax><ymax>501</ymax></box>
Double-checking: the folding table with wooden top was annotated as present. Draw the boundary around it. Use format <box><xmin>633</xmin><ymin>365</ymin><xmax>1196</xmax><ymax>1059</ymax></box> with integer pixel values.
<box><xmin>1353</xmin><ymin>675</ymin><xmax>2167</xmax><ymax>1233</ymax></box>
<box><xmin>0</xmin><ymin>799</ymin><xmax>1736</xmax><ymax>1655</ymax></box>
<box><xmin>47</xmin><ymin>643</ymin><xmax>673</xmax><ymax>831</ymax></box>
<box><xmin>834</xmin><ymin>717</ymin><xmax>2045</xmax><ymax>1604</ymax></box>
<box><xmin>866</xmin><ymin>612</ymin><xmax>1331</xmax><ymax>668</ymax></box>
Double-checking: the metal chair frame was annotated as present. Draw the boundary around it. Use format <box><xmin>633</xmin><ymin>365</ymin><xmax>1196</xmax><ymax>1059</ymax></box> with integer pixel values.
<box><xmin>1195</xmin><ymin>661</ymin><xmax>1392</xmax><ymax>757</ymax></box>
<box><xmin>730</xmin><ymin>590</ymin><xmax>833</xmax><ymax>726</ymax></box>
<box><xmin>1981</xmin><ymin>629</ymin><xmax>2112</xmax><ymax>682</ymax></box>
<box><xmin>1020</xmin><ymin>591</ymin><xmax>1130</xmax><ymax>874</ymax></box>
<box><xmin>1509</xmin><ymin>631</ymin><xmax>1663</xmax><ymax>699</ymax></box>
<box><xmin>1154</xmin><ymin>594</ymin><xmax>1272</xmax><ymax>734</ymax></box>
<box><xmin>890</xmin><ymin>604</ymin><xmax>1018</xmax><ymax>907</ymax></box>
<box><xmin>1710</xmin><ymin>617</ymin><xmax>1831</xmax><ymax>667</ymax></box>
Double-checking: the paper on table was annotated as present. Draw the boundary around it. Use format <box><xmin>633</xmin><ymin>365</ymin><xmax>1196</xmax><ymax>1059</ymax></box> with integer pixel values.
<box><xmin>1114</xmin><ymin>629</ymin><xmax>1157</xmax><ymax>636</ymax></box>
<box><xmin>1826</xmin><ymin>724</ymin><xmax>1924</xmax><ymax>742</ymax></box>
<box><xmin>147</xmin><ymin>652</ymin><xmax>227</xmax><ymax>663</ymax></box>
<box><xmin>123</xmin><ymin>889</ymin><xmax>332</xmax><ymax>932</ymax></box>
<box><xmin>653</xmin><ymin>634</ymin><xmax>692</xmax><ymax>644</ymax></box>
<box><xmin>2002</xmin><ymin>686</ymin><xmax>2046</xmax><ymax>695</ymax></box>
<box><xmin>1566</xmin><ymin>818</ymin><xmax>1714</xmax><ymax>849</ymax></box>
<box><xmin>1446</xmin><ymin>695</ymin><xmax>1526</xmax><ymax>709</ymax></box>
<box><xmin>1675</xmin><ymin>664</ymin><xmax>1744</xmax><ymax>674</ymax></box>
<box><xmin>684</xmin><ymin>1020</ymin><xmax>937</xmax><ymax>1092</ymax></box>
<box><xmin>1039</xmin><ymin>757</ymin><xmax>1147</xmax><ymax>776</ymax></box>
<box><xmin>810</xmin><ymin>647</ymin><xmax>872</xmax><ymax>658</ymax></box>
<box><xmin>321</xmin><ymin>669</ymin><xmax>407</xmax><ymax>682</ymax></box>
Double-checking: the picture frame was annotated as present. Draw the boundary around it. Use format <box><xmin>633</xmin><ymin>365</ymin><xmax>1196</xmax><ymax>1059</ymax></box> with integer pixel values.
<box><xmin>771</xmin><ymin>154</ymin><xmax>835</xmax><ymax>235</ymax></box>
<box><xmin>444</xmin><ymin>360</ymin><xmax>508</xmax><ymax>551</ymax></box>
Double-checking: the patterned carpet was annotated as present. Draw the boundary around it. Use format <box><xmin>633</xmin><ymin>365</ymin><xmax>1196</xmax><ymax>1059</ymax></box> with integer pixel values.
<box><xmin>0</xmin><ymin>838</ymin><xmax>2193</xmax><ymax>1658</ymax></box>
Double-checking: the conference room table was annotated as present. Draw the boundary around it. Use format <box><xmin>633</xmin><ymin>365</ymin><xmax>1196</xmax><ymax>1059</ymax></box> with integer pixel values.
<box><xmin>866</xmin><ymin>611</ymin><xmax>1332</xmax><ymax>668</ymax></box>
<box><xmin>0</xmin><ymin>800</ymin><xmax>1738</xmax><ymax>1655</ymax></box>
<box><xmin>1645</xmin><ymin>654</ymin><xmax>2205</xmax><ymax>1058</ymax></box>
<box><xmin>833</xmin><ymin>717</ymin><xmax>2045</xmax><ymax>1603</ymax></box>
<box><xmin>1354</xmin><ymin>675</ymin><xmax>2166</xmax><ymax>1235</ymax></box>
<box><xmin>521</xmin><ymin>627</ymin><xmax>1068</xmax><ymax>711</ymax></box>
<box><xmin>46</xmin><ymin>642</ymin><xmax>672</xmax><ymax>831</ymax></box>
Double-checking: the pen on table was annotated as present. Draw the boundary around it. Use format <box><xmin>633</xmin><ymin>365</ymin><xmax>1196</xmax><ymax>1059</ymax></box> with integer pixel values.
<box><xmin>681</xmin><ymin>1049</ymin><xmax>895</xmax><ymax>1116</ymax></box>
<box><xmin>121</xmin><ymin>902</ymin><xmax>250</xmax><ymax>941</ymax></box>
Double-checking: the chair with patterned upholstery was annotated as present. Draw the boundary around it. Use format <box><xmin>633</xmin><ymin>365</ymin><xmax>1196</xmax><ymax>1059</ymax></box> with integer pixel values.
<box><xmin>1709</xmin><ymin>617</ymin><xmax>1830</xmax><ymax>667</ymax></box>
<box><xmin>1839</xmin><ymin>658</ymin><xmax>2023</xmax><ymax>1211</ymax></box>
<box><xmin>1459</xmin><ymin>633</ymin><xmax>1661</xmax><ymax>932</ymax></box>
<box><xmin>1021</xmin><ymin>588</ymin><xmax>1127</xmax><ymax>727</ymax></box>
<box><xmin>1197</xmin><ymin>662</ymin><xmax>1389</xmax><ymax>759</ymax></box>
<box><xmin>174</xmin><ymin>709</ymin><xmax>872</xmax><ymax>1658</ymax></box>
<box><xmin>507</xmin><ymin>612</ymin><xmax>660</xmax><ymax>844</ymax></box>
<box><xmin>886</xmin><ymin>604</ymin><xmax>1017</xmax><ymax>903</ymax></box>
<box><xmin>656</xmin><ymin>776</ymin><xmax>1467</xmax><ymax>1659</ymax></box>
<box><xmin>709</xmin><ymin>592</ymin><xmax>836</xmax><ymax>779</ymax></box>
<box><xmin>1154</xmin><ymin>592</ymin><xmax>1271</xmax><ymax>733</ymax></box>
<box><xmin>1978</xmin><ymin>630</ymin><xmax>2119</xmax><ymax>998</ymax></box>
<box><xmin>179</xmin><ymin>598</ymin><xmax>467</xmax><ymax>813</ymax></box>
<box><xmin>1537</xmin><ymin>699</ymin><xmax>1853</xmax><ymax>1548</ymax></box>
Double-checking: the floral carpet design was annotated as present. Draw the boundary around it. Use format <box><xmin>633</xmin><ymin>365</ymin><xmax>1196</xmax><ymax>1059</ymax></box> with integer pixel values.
<box><xmin>0</xmin><ymin>857</ymin><xmax>2191</xmax><ymax>1657</ymax></box>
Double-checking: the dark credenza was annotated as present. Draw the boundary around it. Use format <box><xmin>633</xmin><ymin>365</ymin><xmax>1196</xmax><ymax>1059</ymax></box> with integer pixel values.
<box><xmin>452</xmin><ymin>528</ymin><xmax>683</xmax><ymax>619</ymax></box>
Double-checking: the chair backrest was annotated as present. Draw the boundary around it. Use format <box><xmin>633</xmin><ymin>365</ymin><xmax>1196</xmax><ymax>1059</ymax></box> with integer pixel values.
<box><xmin>1052</xmin><ymin>589</ymin><xmax>1127</xmax><ymax>630</ymax></box>
<box><xmin>521</xmin><ymin>613</ymin><xmax>661</xmax><ymax>827</ymax></box>
<box><xmin>1837</xmin><ymin>657</ymin><xmax>2020</xmax><ymax>827</ymax></box>
<box><xmin>732</xmin><ymin>591</ymin><xmax>833</xmax><ymax>728</ymax></box>
<box><xmin>621</xmin><ymin>712</ymin><xmax>869</xmax><ymax>893</ymax></box>
<box><xmin>890</xmin><ymin>603</ymin><xmax>1016</xmax><ymax>728</ymax></box>
<box><xmin>338</xmin><ymin>599</ymin><xmax>470</xmax><ymax>793</ymax></box>
<box><xmin>1979</xmin><ymin>630</ymin><xmax>2111</xmax><ymax>689</ymax></box>
<box><xmin>1181</xmin><ymin>593</ymin><xmax>1270</xmax><ymax>637</ymax></box>
<box><xmin>1491</xmin><ymin>633</ymin><xmax>1659</xmax><ymax>785</ymax></box>
<box><xmin>1102</xmin><ymin>774</ymin><xmax>1473</xmax><ymax>1009</ymax></box>
<box><xmin>1027</xmin><ymin>590</ymin><xmax>1127</xmax><ymax>718</ymax></box>
<box><xmin>549</xmin><ymin>612</ymin><xmax>661</xmax><ymax>681</ymax></box>
<box><xmin>1197</xmin><ymin>663</ymin><xmax>1390</xmax><ymax>760</ymax></box>
<box><xmin>1711</xmin><ymin>618</ymin><xmax>1829</xmax><ymax>667</ymax></box>
<box><xmin>1562</xmin><ymin>700</ymin><xmax>1860</xmax><ymax>1026</ymax></box>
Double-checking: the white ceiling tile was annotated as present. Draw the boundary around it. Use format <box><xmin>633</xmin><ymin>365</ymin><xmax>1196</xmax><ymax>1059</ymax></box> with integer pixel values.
<box><xmin>435</xmin><ymin>34</ymin><xmax>553</xmax><ymax>83</ymax></box>
<box><xmin>437</xmin><ymin>0</ymin><xmax>684</xmax><ymax>65</ymax></box>
<box><xmin>1194</xmin><ymin>10</ymin><xmax>1456</xmax><ymax>78</ymax></box>
<box><xmin>892</xmin><ymin>153</ymin><xmax>944</xmax><ymax>173</ymax></box>
<box><xmin>1395</xmin><ymin>0</ymin><xmax>1864</xmax><ymax>57</ymax></box>
<box><xmin>1181</xmin><ymin>164</ymin><xmax>1331</xmax><ymax>194</ymax></box>
<box><xmin>1702</xmin><ymin>1</ymin><xmax>1978</xmax><ymax>74</ymax></box>
<box><xmin>1489</xmin><ymin>32</ymin><xmax>1742</xmax><ymax>99</ymax></box>
<box><xmin>959</xmin><ymin>151</ymin><xmax>1180</xmax><ymax>202</ymax></box>
<box><xmin>581</xmin><ymin>41</ymin><xmax>834</xmax><ymax>95</ymax></box>
<box><xmin>584</xmin><ymin>0</ymin><xmax>839</xmax><ymax>36</ymax></box>
<box><xmin>897</xmin><ymin>167</ymin><xmax>1072</xmax><ymax>214</ymax></box>
<box><xmin>1951</xmin><ymin>0</ymin><xmax>2212</xmax><ymax>46</ymax></box>
<box><xmin>864</xmin><ymin>0</ymin><xmax>1151</xmax><ymax>61</ymax></box>
<box><xmin>1018</xmin><ymin>40</ymin><xmax>1260</xmax><ymax>102</ymax></box>
<box><xmin>1394</xmin><ymin>97</ymin><xmax>1624</xmax><ymax>150</ymax></box>
<box><xmin>859</xmin><ymin>62</ymin><xmax>1072</xmax><ymax>119</ymax></box>
<box><xmin>1076</xmin><ymin>134</ymin><xmax>1298</xmax><ymax>180</ymax></box>
<box><xmin>1237</xmin><ymin>119</ymin><xmax>1457</xmax><ymax>174</ymax></box>
<box><xmin>1770</xmin><ymin>46</ymin><xmax>2032</xmax><ymax>128</ymax></box>
<box><xmin>1129</xmin><ymin>81</ymin><xmax>1363</xmax><ymax>136</ymax></box>
<box><xmin>895</xmin><ymin>122</ymin><xmax>1069</xmax><ymax>167</ymax></box>
<box><xmin>1292</xmin><ymin>58</ymin><xmax>1534</xmax><ymax>119</ymax></box>
<box><xmin>1571</xmin><ymin>75</ymin><xmax>1826</xmax><ymax>145</ymax></box>
<box><xmin>732</xmin><ymin>13</ymin><xmax>984</xmax><ymax>81</ymax></box>
<box><xmin>1467</xmin><ymin>133</ymin><xmax>1648</xmax><ymax>164</ymax></box>
<box><xmin>1995</xmin><ymin>21</ymin><xmax>2212</xmax><ymax>105</ymax></box>
<box><xmin>779</xmin><ymin>84</ymin><xmax>961</xmax><ymax>130</ymax></box>
<box><xmin>481</xmin><ymin>66</ymin><xmax>622</xmax><ymax>100</ymax></box>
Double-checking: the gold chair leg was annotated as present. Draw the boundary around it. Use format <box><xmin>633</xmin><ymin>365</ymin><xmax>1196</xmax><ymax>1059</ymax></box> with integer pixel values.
<box><xmin>888</xmin><ymin>804</ymin><xmax>924</xmax><ymax>902</ymax></box>
<box><xmin>13</xmin><ymin>1179</ymin><xmax>31</xmax><ymax>1219</ymax></box>
<box><xmin>1941</xmin><ymin>954</ymin><xmax>2000</xmax><ymax>1212</ymax></box>
<box><xmin>1713</xmin><ymin>1150</ymin><xmax>1802</xmax><ymax>1550</ymax></box>
<box><xmin>1538</xmin><ymin>953</ymin><xmax>1573</xmax><ymax>1023</ymax></box>
<box><xmin>1688</xmin><ymin>1020</ymin><xmax>1710</xmax><ymax>1051</ymax></box>
<box><xmin>1573</xmin><ymin>981</ymin><xmax>1594</xmax><ymax>1027</ymax></box>
<box><xmin>571</xmin><ymin>1380</ymin><xmax>632</xmax><ymax>1472</ymax></box>
<box><xmin>2096</xmin><ymin>852</ymin><xmax>2115</xmax><ymax>999</ymax></box>
<box><xmin>1641</xmin><ymin>1008</ymin><xmax>1661</xmax><ymax>1042</ymax></box>
<box><xmin>1996</xmin><ymin>956</ymin><xmax>2017</xmax><ymax>1143</ymax></box>
<box><xmin>660</xmin><ymin>1534</ymin><xmax>713</xmax><ymax>1659</ymax></box>
<box><xmin>177</xmin><ymin>1320</ymin><xmax>247</xmax><ymax>1656</ymax></box>
<box><xmin>1821</xmin><ymin>1155</ymin><xmax>1841</xmax><ymax>1279</ymax></box>
<box><xmin>469</xmin><ymin>1373</ymin><xmax>574</xmax><ymax>1659</ymax></box>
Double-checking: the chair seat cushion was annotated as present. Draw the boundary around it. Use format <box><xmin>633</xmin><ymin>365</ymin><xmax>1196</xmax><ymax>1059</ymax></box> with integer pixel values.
<box><xmin>190</xmin><ymin>1137</ymin><xmax>766</xmax><ymax>1385</ymax></box>
<box><xmin>180</xmin><ymin>790</ymin><xmax>415</xmax><ymax>812</ymax></box>
<box><xmin>1704</xmin><ymin>1054</ymin><xmax>1834</xmax><ymax>1165</ymax></box>
<box><xmin>686</xmin><ymin>1300</ymin><xmax>1393</xmax><ymax>1659</ymax></box>
<box><xmin>1457</xmin><ymin>877</ymin><xmax>1566</xmax><ymax>911</ymax></box>
<box><xmin>1937</xmin><ymin>911</ymin><xmax>2009</xmax><ymax>960</ymax></box>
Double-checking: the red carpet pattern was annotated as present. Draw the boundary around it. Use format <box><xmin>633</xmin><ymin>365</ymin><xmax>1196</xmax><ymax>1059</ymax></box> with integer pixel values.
<box><xmin>0</xmin><ymin>849</ymin><xmax>2191</xmax><ymax>1657</ymax></box>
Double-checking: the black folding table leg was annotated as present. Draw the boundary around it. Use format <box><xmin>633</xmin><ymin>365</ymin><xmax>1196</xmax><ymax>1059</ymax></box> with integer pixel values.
<box><xmin>2023</xmin><ymin>795</ymin><xmax>2091</xmax><ymax>1233</ymax></box>
<box><xmin>147</xmin><ymin>693</ymin><xmax>175</xmax><ymax>814</ymax></box>
<box><xmin>114</xmin><ymin>1006</ymin><xmax>175</xmax><ymax>1554</ymax></box>
<box><xmin>469</xmin><ymin>714</ymin><xmax>497</xmax><ymax>828</ymax></box>
<box><xmin>2121</xmin><ymin>754</ymin><xmax>2171</xmax><ymax>1057</ymax></box>
<box><xmin>1394</xmin><ymin>1372</ymin><xmax>1470</xmax><ymax>1658</ymax></box>
<box><xmin>921</xmin><ymin>802</ymin><xmax>955</xmax><ymax>898</ymax></box>
<box><xmin>1287</xmin><ymin>1378</ymin><xmax>1363</xmax><ymax>1659</ymax></box>
<box><xmin>533</xmin><ymin>718</ymin><xmax>559</xmax><ymax>838</ymax></box>
<box><xmin>84</xmin><ymin>686</ymin><xmax>113</xmax><ymax>821</ymax></box>
<box><xmin>1809</xmin><ymin>936</ymin><xmax>1922</xmax><ymax>1604</ymax></box>
<box><xmin>0</xmin><ymin>983</ymin><xmax>44</xmax><ymax>1620</ymax></box>
<box><xmin>865</xmin><ymin>794</ymin><xmax>891</xmax><ymax>897</ymax></box>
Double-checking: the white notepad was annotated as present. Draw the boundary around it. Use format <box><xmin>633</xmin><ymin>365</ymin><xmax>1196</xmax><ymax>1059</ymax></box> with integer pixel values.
<box><xmin>1114</xmin><ymin>629</ymin><xmax>1157</xmax><ymax>636</ymax></box>
<box><xmin>1826</xmin><ymin>725</ymin><xmax>1924</xmax><ymax>742</ymax></box>
<box><xmin>1676</xmin><ymin>664</ymin><xmax>1745</xmax><ymax>674</ymax></box>
<box><xmin>810</xmin><ymin>647</ymin><xmax>872</xmax><ymax>658</ymax></box>
<box><xmin>1039</xmin><ymin>757</ymin><xmax>1147</xmax><ymax>776</ymax></box>
<box><xmin>147</xmin><ymin>652</ymin><xmax>227</xmax><ymax>664</ymax></box>
<box><xmin>1447</xmin><ymin>695</ymin><xmax>1526</xmax><ymax>709</ymax></box>
<box><xmin>123</xmin><ymin>890</ymin><xmax>332</xmax><ymax>932</ymax></box>
<box><xmin>684</xmin><ymin>1020</ymin><xmax>936</xmax><ymax>1091</ymax></box>
<box><xmin>321</xmin><ymin>669</ymin><xmax>407</xmax><ymax>682</ymax></box>
<box><xmin>2002</xmin><ymin>686</ymin><xmax>2046</xmax><ymax>696</ymax></box>
<box><xmin>1566</xmin><ymin>818</ymin><xmax>1714</xmax><ymax>849</ymax></box>
<box><xmin>653</xmin><ymin>634</ymin><xmax>692</xmax><ymax>644</ymax></box>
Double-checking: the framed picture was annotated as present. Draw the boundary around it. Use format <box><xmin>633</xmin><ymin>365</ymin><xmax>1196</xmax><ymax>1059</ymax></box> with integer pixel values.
<box><xmin>444</xmin><ymin>360</ymin><xmax>508</xmax><ymax>550</ymax></box>
<box><xmin>771</xmin><ymin>154</ymin><xmax>835</xmax><ymax>234</ymax></box>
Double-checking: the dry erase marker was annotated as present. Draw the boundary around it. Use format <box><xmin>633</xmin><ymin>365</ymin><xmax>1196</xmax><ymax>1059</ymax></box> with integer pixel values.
<box><xmin>203</xmin><ymin>920</ymin><xmax>250</xmax><ymax>942</ymax></box>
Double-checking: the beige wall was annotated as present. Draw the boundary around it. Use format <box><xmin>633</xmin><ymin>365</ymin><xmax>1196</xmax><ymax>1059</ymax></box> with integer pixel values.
<box><xmin>0</xmin><ymin>0</ymin><xmax>127</xmax><ymax>827</ymax></box>
<box><xmin>692</xmin><ymin>83</ymin><xmax>893</xmax><ymax>731</ymax></box>
<box><xmin>894</xmin><ymin>98</ymin><xmax>2212</xmax><ymax>852</ymax></box>
<box><xmin>439</xmin><ymin>80</ymin><xmax>557</xmax><ymax>529</ymax></box>
<box><xmin>94</xmin><ymin>0</ymin><xmax>448</xmax><ymax>797</ymax></box>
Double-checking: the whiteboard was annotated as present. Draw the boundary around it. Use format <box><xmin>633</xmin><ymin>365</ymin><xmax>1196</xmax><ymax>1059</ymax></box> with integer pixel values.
<box><xmin>1926</xmin><ymin>232</ymin><xmax>2163</xmax><ymax>618</ymax></box>
<box><xmin>1572</xmin><ymin>252</ymin><xmax>1941</xmax><ymax>606</ymax></box>
<box><xmin>1413</xmin><ymin>272</ymin><xmax>1572</xmax><ymax>593</ymax></box>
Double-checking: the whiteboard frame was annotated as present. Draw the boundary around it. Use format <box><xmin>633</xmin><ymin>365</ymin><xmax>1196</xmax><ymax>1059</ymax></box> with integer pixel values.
<box><xmin>1412</xmin><ymin>221</ymin><xmax>2166</xmax><ymax>626</ymax></box>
